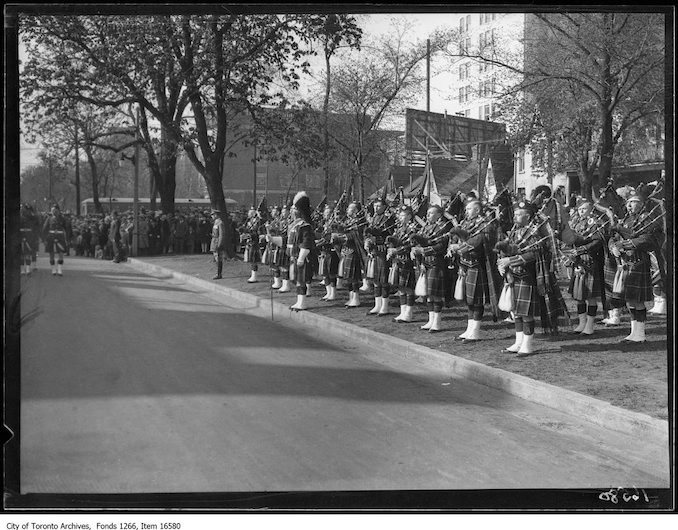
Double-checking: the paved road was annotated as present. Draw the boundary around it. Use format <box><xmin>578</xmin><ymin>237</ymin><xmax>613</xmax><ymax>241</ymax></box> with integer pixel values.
<box><xmin>18</xmin><ymin>256</ymin><xmax>669</xmax><ymax>493</ymax></box>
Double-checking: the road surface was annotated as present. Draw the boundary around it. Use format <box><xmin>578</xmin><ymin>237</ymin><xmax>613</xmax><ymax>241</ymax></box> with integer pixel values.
<box><xmin>17</xmin><ymin>256</ymin><xmax>669</xmax><ymax>493</ymax></box>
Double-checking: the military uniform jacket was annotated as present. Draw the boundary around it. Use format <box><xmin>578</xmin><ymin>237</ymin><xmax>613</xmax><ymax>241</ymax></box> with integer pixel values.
<box><xmin>418</xmin><ymin>218</ymin><xmax>451</xmax><ymax>269</ymax></box>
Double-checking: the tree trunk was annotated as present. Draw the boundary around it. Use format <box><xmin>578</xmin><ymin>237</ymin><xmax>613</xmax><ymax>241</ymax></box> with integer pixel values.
<box><xmin>323</xmin><ymin>46</ymin><xmax>331</xmax><ymax>199</ymax></box>
<box><xmin>157</xmin><ymin>134</ymin><xmax>177</xmax><ymax>214</ymax></box>
<box><xmin>597</xmin><ymin>17</ymin><xmax>615</xmax><ymax>189</ymax></box>
<box><xmin>84</xmin><ymin>146</ymin><xmax>103</xmax><ymax>214</ymax></box>
<box><xmin>204</xmin><ymin>156</ymin><xmax>235</xmax><ymax>258</ymax></box>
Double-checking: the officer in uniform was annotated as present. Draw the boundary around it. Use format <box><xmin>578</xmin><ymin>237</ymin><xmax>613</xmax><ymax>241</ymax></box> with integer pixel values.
<box><xmin>364</xmin><ymin>198</ymin><xmax>396</xmax><ymax>316</ymax></box>
<box><xmin>42</xmin><ymin>204</ymin><xmax>68</xmax><ymax>276</ymax></box>
<box><xmin>210</xmin><ymin>209</ymin><xmax>226</xmax><ymax>280</ymax></box>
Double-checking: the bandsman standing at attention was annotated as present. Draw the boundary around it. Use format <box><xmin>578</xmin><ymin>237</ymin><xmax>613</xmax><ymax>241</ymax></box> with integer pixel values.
<box><xmin>565</xmin><ymin>198</ymin><xmax>609</xmax><ymax>336</ymax></box>
<box><xmin>338</xmin><ymin>201</ymin><xmax>367</xmax><ymax>308</ymax></box>
<box><xmin>265</xmin><ymin>206</ymin><xmax>284</xmax><ymax>289</ymax></box>
<box><xmin>608</xmin><ymin>187</ymin><xmax>664</xmax><ymax>342</ymax></box>
<box><xmin>447</xmin><ymin>197</ymin><xmax>501</xmax><ymax>342</ymax></box>
<box><xmin>317</xmin><ymin>203</ymin><xmax>341</xmax><ymax>301</ymax></box>
<box><xmin>364</xmin><ymin>198</ymin><xmax>396</xmax><ymax>316</ymax></box>
<box><xmin>42</xmin><ymin>204</ymin><xmax>68</xmax><ymax>276</ymax></box>
<box><xmin>20</xmin><ymin>203</ymin><xmax>40</xmax><ymax>275</ymax></box>
<box><xmin>210</xmin><ymin>209</ymin><xmax>226</xmax><ymax>280</ymax></box>
<box><xmin>287</xmin><ymin>192</ymin><xmax>318</xmax><ymax>311</ymax></box>
<box><xmin>411</xmin><ymin>205</ymin><xmax>452</xmax><ymax>333</ymax></box>
<box><xmin>240</xmin><ymin>206</ymin><xmax>264</xmax><ymax>283</ymax></box>
<box><xmin>495</xmin><ymin>199</ymin><xmax>549</xmax><ymax>356</ymax></box>
<box><xmin>386</xmin><ymin>205</ymin><xmax>418</xmax><ymax>323</ymax></box>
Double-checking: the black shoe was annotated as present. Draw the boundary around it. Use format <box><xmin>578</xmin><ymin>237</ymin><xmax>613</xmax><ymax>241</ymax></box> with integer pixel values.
<box><xmin>213</xmin><ymin>275</ymin><xmax>222</xmax><ymax>280</ymax></box>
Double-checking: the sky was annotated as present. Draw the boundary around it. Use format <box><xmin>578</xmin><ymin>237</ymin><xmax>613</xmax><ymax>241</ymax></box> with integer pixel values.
<box><xmin>18</xmin><ymin>12</ymin><xmax>466</xmax><ymax>172</ymax></box>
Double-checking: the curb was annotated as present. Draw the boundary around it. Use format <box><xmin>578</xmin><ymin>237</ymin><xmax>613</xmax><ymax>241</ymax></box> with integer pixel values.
<box><xmin>128</xmin><ymin>258</ymin><xmax>668</xmax><ymax>444</ymax></box>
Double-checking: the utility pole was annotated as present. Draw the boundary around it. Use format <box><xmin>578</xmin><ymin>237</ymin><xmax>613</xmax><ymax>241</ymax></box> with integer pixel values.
<box><xmin>74</xmin><ymin>124</ymin><xmax>81</xmax><ymax>215</ymax></box>
<box><xmin>132</xmin><ymin>105</ymin><xmax>140</xmax><ymax>257</ymax></box>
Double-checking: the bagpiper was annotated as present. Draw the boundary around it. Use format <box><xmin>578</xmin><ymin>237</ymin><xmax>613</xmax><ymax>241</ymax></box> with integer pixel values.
<box><xmin>287</xmin><ymin>192</ymin><xmax>318</xmax><ymax>311</ymax></box>
<box><xmin>264</xmin><ymin>206</ymin><xmax>284</xmax><ymax>289</ymax></box>
<box><xmin>275</xmin><ymin>205</ymin><xmax>293</xmax><ymax>292</ymax></box>
<box><xmin>316</xmin><ymin>203</ymin><xmax>341</xmax><ymax>301</ymax></box>
<box><xmin>364</xmin><ymin>198</ymin><xmax>396</xmax><ymax>316</ymax></box>
<box><xmin>607</xmin><ymin>186</ymin><xmax>664</xmax><ymax>342</ymax></box>
<box><xmin>447</xmin><ymin>197</ymin><xmax>501</xmax><ymax>342</ymax></box>
<box><xmin>20</xmin><ymin>203</ymin><xmax>41</xmax><ymax>275</ymax></box>
<box><xmin>495</xmin><ymin>199</ymin><xmax>558</xmax><ymax>356</ymax></box>
<box><xmin>239</xmin><ymin>206</ymin><xmax>265</xmax><ymax>283</ymax></box>
<box><xmin>42</xmin><ymin>204</ymin><xmax>68</xmax><ymax>276</ymax></box>
<box><xmin>411</xmin><ymin>205</ymin><xmax>452</xmax><ymax>333</ymax></box>
<box><xmin>337</xmin><ymin>201</ymin><xmax>367</xmax><ymax>307</ymax></box>
<box><xmin>564</xmin><ymin>198</ymin><xmax>610</xmax><ymax>336</ymax></box>
<box><xmin>386</xmin><ymin>205</ymin><xmax>419</xmax><ymax>323</ymax></box>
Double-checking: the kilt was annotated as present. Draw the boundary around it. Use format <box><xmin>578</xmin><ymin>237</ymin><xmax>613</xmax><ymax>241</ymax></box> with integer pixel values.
<box><xmin>424</xmin><ymin>264</ymin><xmax>446</xmax><ymax>299</ymax></box>
<box><xmin>367</xmin><ymin>254</ymin><xmax>388</xmax><ymax>285</ymax></box>
<box><xmin>291</xmin><ymin>261</ymin><xmax>315</xmax><ymax>287</ymax></box>
<box><xmin>462</xmin><ymin>264</ymin><xmax>490</xmax><ymax>306</ymax></box>
<box><xmin>318</xmin><ymin>249</ymin><xmax>339</xmax><ymax>278</ymax></box>
<box><xmin>244</xmin><ymin>242</ymin><xmax>260</xmax><ymax>264</ymax></box>
<box><xmin>45</xmin><ymin>231</ymin><xmax>67</xmax><ymax>254</ymax></box>
<box><xmin>396</xmin><ymin>262</ymin><xmax>416</xmax><ymax>290</ymax></box>
<box><xmin>603</xmin><ymin>259</ymin><xmax>622</xmax><ymax>300</ymax></box>
<box><xmin>512</xmin><ymin>276</ymin><xmax>539</xmax><ymax>317</ymax></box>
<box><xmin>339</xmin><ymin>248</ymin><xmax>362</xmax><ymax>282</ymax></box>
<box><xmin>273</xmin><ymin>246</ymin><xmax>291</xmax><ymax>268</ymax></box>
<box><xmin>568</xmin><ymin>266</ymin><xmax>603</xmax><ymax>301</ymax></box>
<box><xmin>621</xmin><ymin>255</ymin><xmax>653</xmax><ymax>303</ymax></box>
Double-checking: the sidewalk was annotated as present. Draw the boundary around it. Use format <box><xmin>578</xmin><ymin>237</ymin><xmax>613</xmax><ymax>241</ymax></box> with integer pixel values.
<box><xmin>128</xmin><ymin>255</ymin><xmax>669</xmax><ymax>445</ymax></box>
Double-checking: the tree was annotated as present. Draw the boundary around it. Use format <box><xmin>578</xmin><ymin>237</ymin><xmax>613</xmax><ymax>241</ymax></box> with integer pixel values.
<box><xmin>439</xmin><ymin>12</ymin><xmax>665</xmax><ymax>198</ymax></box>
<box><xmin>326</xmin><ymin>19</ymin><xmax>444</xmax><ymax>202</ymax></box>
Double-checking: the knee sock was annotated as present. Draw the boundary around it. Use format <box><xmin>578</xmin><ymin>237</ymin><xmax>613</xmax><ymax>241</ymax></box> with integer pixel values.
<box><xmin>577</xmin><ymin>302</ymin><xmax>586</xmax><ymax>315</ymax></box>
<box><xmin>523</xmin><ymin>320</ymin><xmax>535</xmax><ymax>335</ymax></box>
<box><xmin>407</xmin><ymin>294</ymin><xmax>416</xmax><ymax>306</ymax></box>
<box><xmin>632</xmin><ymin>308</ymin><xmax>647</xmax><ymax>322</ymax></box>
<box><xmin>400</xmin><ymin>294</ymin><xmax>408</xmax><ymax>306</ymax></box>
<box><xmin>427</xmin><ymin>300</ymin><xmax>434</xmax><ymax>312</ymax></box>
<box><xmin>473</xmin><ymin>305</ymin><xmax>484</xmax><ymax>320</ymax></box>
<box><xmin>515</xmin><ymin>318</ymin><xmax>524</xmax><ymax>333</ymax></box>
<box><xmin>587</xmin><ymin>305</ymin><xmax>597</xmax><ymax>317</ymax></box>
<box><xmin>433</xmin><ymin>301</ymin><xmax>443</xmax><ymax>313</ymax></box>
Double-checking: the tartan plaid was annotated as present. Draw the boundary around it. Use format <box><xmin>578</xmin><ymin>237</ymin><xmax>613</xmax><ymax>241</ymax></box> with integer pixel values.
<box><xmin>244</xmin><ymin>243</ymin><xmax>260</xmax><ymax>264</ymax></box>
<box><xmin>396</xmin><ymin>263</ymin><xmax>416</xmax><ymax>290</ymax></box>
<box><xmin>45</xmin><ymin>232</ymin><xmax>67</xmax><ymax>255</ymax></box>
<box><xmin>425</xmin><ymin>264</ymin><xmax>446</xmax><ymax>299</ymax></box>
<box><xmin>603</xmin><ymin>259</ymin><xmax>621</xmax><ymax>299</ymax></box>
<box><xmin>622</xmin><ymin>255</ymin><xmax>653</xmax><ymax>303</ymax></box>
<box><xmin>512</xmin><ymin>277</ymin><xmax>539</xmax><ymax>317</ymax></box>
<box><xmin>567</xmin><ymin>266</ymin><xmax>603</xmax><ymax>300</ymax></box>
<box><xmin>273</xmin><ymin>246</ymin><xmax>290</xmax><ymax>268</ymax></box>
<box><xmin>339</xmin><ymin>248</ymin><xmax>362</xmax><ymax>282</ymax></box>
<box><xmin>319</xmin><ymin>249</ymin><xmax>339</xmax><ymax>278</ymax></box>
<box><xmin>462</xmin><ymin>264</ymin><xmax>490</xmax><ymax>306</ymax></box>
<box><xmin>369</xmin><ymin>255</ymin><xmax>389</xmax><ymax>285</ymax></box>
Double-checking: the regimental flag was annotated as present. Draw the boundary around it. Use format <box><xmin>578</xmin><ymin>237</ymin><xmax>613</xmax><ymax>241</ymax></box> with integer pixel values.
<box><xmin>257</xmin><ymin>196</ymin><xmax>268</xmax><ymax>222</ymax></box>
<box><xmin>483</xmin><ymin>157</ymin><xmax>498</xmax><ymax>203</ymax></box>
<box><xmin>422</xmin><ymin>157</ymin><xmax>443</xmax><ymax>207</ymax></box>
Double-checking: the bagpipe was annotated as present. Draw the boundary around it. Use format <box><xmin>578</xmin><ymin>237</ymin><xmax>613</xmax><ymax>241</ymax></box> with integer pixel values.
<box><xmin>448</xmin><ymin>209</ymin><xmax>498</xmax><ymax>244</ymax></box>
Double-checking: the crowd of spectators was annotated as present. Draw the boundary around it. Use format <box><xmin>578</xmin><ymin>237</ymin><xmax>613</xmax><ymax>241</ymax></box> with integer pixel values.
<box><xmin>42</xmin><ymin>207</ymin><xmax>245</xmax><ymax>261</ymax></box>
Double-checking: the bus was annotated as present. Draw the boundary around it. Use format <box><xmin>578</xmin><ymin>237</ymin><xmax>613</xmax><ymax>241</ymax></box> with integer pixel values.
<box><xmin>80</xmin><ymin>197</ymin><xmax>238</xmax><ymax>216</ymax></box>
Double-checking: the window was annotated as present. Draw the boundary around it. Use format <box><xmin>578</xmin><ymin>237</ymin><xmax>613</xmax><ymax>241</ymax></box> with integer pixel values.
<box><xmin>459</xmin><ymin>64</ymin><xmax>464</xmax><ymax>81</ymax></box>
<box><xmin>460</xmin><ymin>37</ymin><xmax>471</xmax><ymax>54</ymax></box>
<box><xmin>517</xmin><ymin>149</ymin><xmax>525</xmax><ymax>173</ymax></box>
<box><xmin>484</xmin><ymin>104</ymin><xmax>491</xmax><ymax>120</ymax></box>
<box><xmin>459</xmin><ymin>62</ymin><xmax>471</xmax><ymax>80</ymax></box>
<box><xmin>466</xmin><ymin>15</ymin><xmax>471</xmax><ymax>29</ymax></box>
<box><xmin>459</xmin><ymin>17</ymin><xmax>465</xmax><ymax>34</ymax></box>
